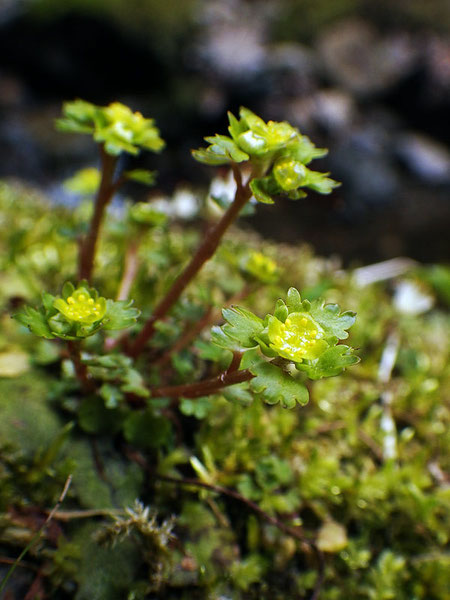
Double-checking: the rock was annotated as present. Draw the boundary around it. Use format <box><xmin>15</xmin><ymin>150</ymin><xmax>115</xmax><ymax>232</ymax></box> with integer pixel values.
<box><xmin>317</xmin><ymin>19</ymin><xmax>418</xmax><ymax>97</ymax></box>
<box><xmin>395</xmin><ymin>133</ymin><xmax>450</xmax><ymax>183</ymax></box>
<box><xmin>194</xmin><ymin>0</ymin><xmax>268</xmax><ymax>81</ymax></box>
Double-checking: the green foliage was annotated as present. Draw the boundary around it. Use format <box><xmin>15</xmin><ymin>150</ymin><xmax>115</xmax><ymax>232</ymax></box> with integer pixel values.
<box><xmin>249</xmin><ymin>359</ymin><xmax>309</xmax><ymax>408</ymax></box>
<box><xmin>240</xmin><ymin>251</ymin><xmax>279</xmax><ymax>283</ymax></box>
<box><xmin>14</xmin><ymin>282</ymin><xmax>140</xmax><ymax>340</ymax></box>
<box><xmin>128</xmin><ymin>201</ymin><xmax>168</xmax><ymax>227</ymax></box>
<box><xmin>193</xmin><ymin>107</ymin><xmax>339</xmax><ymax>204</ymax></box>
<box><xmin>211</xmin><ymin>306</ymin><xmax>264</xmax><ymax>351</ymax></box>
<box><xmin>1</xmin><ymin>98</ymin><xmax>448</xmax><ymax>600</ymax></box>
<box><xmin>63</xmin><ymin>167</ymin><xmax>101</xmax><ymax>195</ymax></box>
<box><xmin>211</xmin><ymin>287</ymin><xmax>358</xmax><ymax>398</ymax></box>
<box><xmin>56</xmin><ymin>100</ymin><xmax>165</xmax><ymax>156</ymax></box>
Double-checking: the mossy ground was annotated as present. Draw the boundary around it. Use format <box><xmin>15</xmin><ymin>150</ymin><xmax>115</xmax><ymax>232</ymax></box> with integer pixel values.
<box><xmin>0</xmin><ymin>181</ymin><xmax>449</xmax><ymax>599</ymax></box>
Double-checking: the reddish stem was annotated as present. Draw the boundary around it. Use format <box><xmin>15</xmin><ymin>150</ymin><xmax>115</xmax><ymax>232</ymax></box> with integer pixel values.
<box><xmin>127</xmin><ymin>166</ymin><xmax>253</xmax><ymax>358</ymax></box>
<box><xmin>67</xmin><ymin>341</ymin><xmax>95</xmax><ymax>393</ymax></box>
<box><xmin>154</xmin><ymin>284</ymin><xmax>252</xmax><ymax>369</ymax></box>
<box><xmin>78</xmin><ymin>146</ymin><xmax>118</xmax><ymax>282</ymax></box>
<box><xmin>149</xmin><ymin>368</ymin><xmax>254</xmax><ymax>399</ymax></box>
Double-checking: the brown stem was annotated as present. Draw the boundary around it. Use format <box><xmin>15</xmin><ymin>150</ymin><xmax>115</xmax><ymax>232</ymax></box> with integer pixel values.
<box><xmin>149</xmin><ymin>368</ymin><xmax>254</xmax><ymax>399</ymax></box>
<box><xmin>67</xmin><ymin>341</ymin><xmax>95</xmax><ymax>393</ymax></box>
<box><xmin>126</xmin><ymin>449</ymin><xmax>325</xmax><ymax>600</ymax></box>
<box><xmin>154</xmin><ymin>307</ymin><xmax>214</xmax><ymax>368</ymax></box>
<box><xmin>155</xmin><ymin>284</ymin><xmax>252</xmax><ymax>369</ymax></box>
<box><xmin>78</xmin><ymin>146</ymin><xmax>118</xmax><ymax>282</ymax></box>
<box><xmin>127</xmin><ymin>165</ymin><xmax>254</xmax><ymax>358</ymax></box>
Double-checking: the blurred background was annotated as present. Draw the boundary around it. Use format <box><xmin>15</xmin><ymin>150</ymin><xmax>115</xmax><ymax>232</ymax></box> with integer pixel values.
<box><xmin>0</xmin><ymin>0</ymin><xmax>449</xmax><ymax>264</ymax></box>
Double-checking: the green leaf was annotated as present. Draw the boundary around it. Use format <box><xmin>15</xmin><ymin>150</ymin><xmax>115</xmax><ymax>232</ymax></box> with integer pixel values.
<box><xmin>62</xmin><ymin>281</ymin><xmax>75</xmax><ymax>300</ymax></box>
<box><xmin>249</xmin><ymin>177</ymin><xmax>276</xmax><ymax>204</ymax></box>
<box><xmin>63</xmin><ymin>168</ymin><xmax>101</xmax><ymax>195</ymax></box>
<box><xmin>180</xmin><ymin>397</ymin><xmax>213</xmax><ymax>419</ymax></box>
<box><xmin>192</xmin><ymin>135</ymin><xmax>249</xmax><ymax>166</ymax></box>
<box><xmin>123</xmin><ymin>169</ymin><xmax>157</xmax><ymax>186</ymax></box>
<box><xmin>227</xmin><ymin>110</ymin><xmax>247</xmax><ymax>140</ymax></box>
<box><xmin>211</xmin><ymin>306</ymin><xmax>264</xmax><ymax>351</ymax></box>
<box><xmin>99</xmin><ymin>383</ymin><xmax>125</xmax><ymax>408</ymax></box>
<box><xmin>55</xmin><ymin>99</ymin><xmax>98</xmax><ymax>134</ymax></box>
<box><xmin>222</xmin><ymin>382</ymin><xmax>254</xmax><ymax>406</ymax></box>
<box><xmin>14</xmin><ymin>306</ymin><xmax>55</xmax><ymax>339</ymax></box>
<box><xmin>273</xmin><ymin>299</ymin><xmax>289</xmax><ymax>321</ymax></box>
<box><xmin>296</xmin><ymin>345</ymin><xmax>359</xmax><ymax>380</ymax></box>
<box><xmin>286</xmin><ymin>287</ymin><xmax>302</xmax><ymax>312</ymax></box>
<box><xmin>303</xmin><ymin>168</ymin><xmax>340</xmax><ymax>194</ymax></box>
<box><xmin>289</xmin><ymin>135</ymin><xmax>328</xmax><ymax>165</ymax></box>
<box><xmin>102</xmin><ymin>300</ymin><xmax>140</xmax><ymax>331</ymax></box>
<box><xmin>249</xmin><ymin>361</ymin><xmax>309</xmax><ymax>408</ymax></box>
<box><xmin>195</xmin><ymin>340</ymin><xmax>232</xmax><ymax>365</ymax></box>
<box><xmin>309</xmin><ymin>301</ymin><xmax>356</xmax><ymax>340</ymax></box>
<box><xmin>120</xmin><ymin>368</ymin><xmax>150</xmax><ymax>398</ymax></box>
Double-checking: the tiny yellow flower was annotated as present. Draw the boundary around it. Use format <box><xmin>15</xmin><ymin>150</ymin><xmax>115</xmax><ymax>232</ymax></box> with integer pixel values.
<box><xmin>53</xmin><ymin>287</ymin><xmax>107</xmax><ymax>325</ymax></box>
<box><xmin>243</xmin><ymin>251</ymin><xmax>278</xmax><ymax>283</ymax></box>
<box><xmin>268</xmin><ymin>312</ymin><xmax>328</xmax><ymax>362</ymax></box>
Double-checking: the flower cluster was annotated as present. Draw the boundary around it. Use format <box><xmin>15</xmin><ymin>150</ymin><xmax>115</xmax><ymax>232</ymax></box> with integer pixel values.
<box><xmin>56</xmin><ymin>100</ymin><xmax>165</xmax><ymax>156</ymax></box>
<box><xmin>212</xmin><ymin>287</ymin><xmax>358</xmax><ymax>382</ymax></box>
<box><xmin>15</xmin><ymin>282</ymin><xmax>140</xmax><ymax>340</ymax></box>
<box><xmin>192</xmin><ymin>107</ymin><xmax>339</xmax><ymax>203</ymax></box>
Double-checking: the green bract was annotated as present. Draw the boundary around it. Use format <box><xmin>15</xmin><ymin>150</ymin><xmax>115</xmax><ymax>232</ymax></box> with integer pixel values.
<box><xmin>192</xmin><ymin>107</ymin><xmax>339</xmax><ymax>204</ymax></box>
<box><xmin>14</xmin><ymin>282</ymin><xmax>140</xmax><ymax>340</ymax></box>
<box><xmin>56</xmin><ymin>100</ymin><xmax>165</xmax><ymax>156</ymax></box>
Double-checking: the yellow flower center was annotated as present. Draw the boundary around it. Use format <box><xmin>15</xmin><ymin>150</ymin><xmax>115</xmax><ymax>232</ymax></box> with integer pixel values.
<box><xmin>54</xmin><ymin>288</ymin><xmax>107</xmax><ymax>325</ymax></box>
<box><xmin>268</xmin><ymin>313</ymin><xmax>328</xmax><ymax>362</ymax></box>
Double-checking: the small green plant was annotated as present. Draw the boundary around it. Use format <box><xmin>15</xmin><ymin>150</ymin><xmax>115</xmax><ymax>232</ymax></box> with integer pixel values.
<box><xmin>15</xmin><ymin>101</ymin><xmax>357</xmax><ymax>410</ymax></box>
<box><xmin>7</xmin><ymin>100</ymin><xmax>365</xmax><ymax>598</ymax></box>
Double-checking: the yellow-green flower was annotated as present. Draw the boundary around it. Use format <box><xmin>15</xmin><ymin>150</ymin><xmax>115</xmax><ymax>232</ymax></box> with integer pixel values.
<box><xmin>95</xmin><ymin>102</ymin><xmax>165</xmax><ymax>155</ymax></box>
<box><xmin>53</xmin><ymin>287</ymin><xmax>107</xmax><ymax>325</ymax></box>
<box><xmin>232</xmin><ymin>109</ymin><xmax>298</xmax><ymax>156</ymax></box>
<box><xmin>268</xmin><ymin>312</ymin><xmax>328</xmax><ymax>362</ymax></box>
<box><xmin>273</xmin><ymin>157</ymin><xmax>307</xmax><ymax>191</ymax></box>
<box><xmin>56</xmin><ymin>99</ymin><xmax>165</xmax><ymax>156</ymax></box>
<box><xmin>243</xmin><ymin>251</ymin><xmax>278</xmax><ymax>283</ymax></box>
